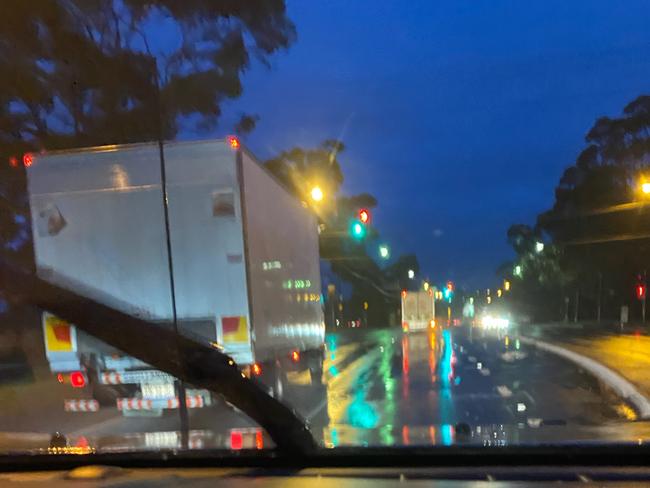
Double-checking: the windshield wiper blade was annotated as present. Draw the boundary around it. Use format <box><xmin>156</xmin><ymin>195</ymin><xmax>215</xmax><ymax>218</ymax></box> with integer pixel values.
<box><xmin>0</xmin><ymin>262</ymin><xmax>316</xmax><ymax>455</ymax></box>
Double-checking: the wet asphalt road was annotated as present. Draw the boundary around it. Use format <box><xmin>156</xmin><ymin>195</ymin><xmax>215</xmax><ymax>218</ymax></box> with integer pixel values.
<box><xmin>0</xmin><ymin>324</ymin><xmax>644</xmax><ymax>451</ymax></box>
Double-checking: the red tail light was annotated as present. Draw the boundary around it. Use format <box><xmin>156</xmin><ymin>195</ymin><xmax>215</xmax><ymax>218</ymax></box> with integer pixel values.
<box><xmin>227</xmin><ymin>135</ymin><xmax>240</xmax><ymax>150</ymax></box>
<box><xmin>230</xmin><ymin>431</ymin><xmax>243</xmax><ymax>450</ymax></box>
<box><xmin>22</xmin><ymin>153</ymin><xmax>33</xmax><ymax>167</ymax></box>
<box><xmin>56</xmin><ymin>373</ymin><xmax>64</xmax><ymax>384</ymax></box>
<box><xmin>402</xmin><ymin>322</ymin><xmax>409</xmax><ymax>332</ymax></box>
<box><xmin>70</xmin><ymin>371</ymin><xmax>86</xmax><ymax>388</ymax></box>
<box><xmin>290</xmin><ymin>350</ymin><xmax>300</xmax><ymax>363</ymax></box>
<box><xmin>252</xmin><ymin>363</ymin><xmax>262</xmax><ymax>376</ymax></box>
<box><xmin>255</xmin><ymin>430</ymin><xmax>264</xmax><ymax>449</ymax></box>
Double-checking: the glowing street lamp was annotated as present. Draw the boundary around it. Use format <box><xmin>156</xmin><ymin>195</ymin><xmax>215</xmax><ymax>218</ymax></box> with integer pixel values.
<box><xmin>407</xmin><ymin>269</ymin><xmax>415</xmax><ymax>279</ymax></box>
<box><xmin>535</xmin><ymin>241</ymin><xmax>544</xmax><ymax>253</ymax></box>
<box><xmin>642</xmin><ymin>182</ymin><xmax>650</xmax><ymax>195</ymax></box>
<box><xmin>513</xmin><ymin>265</ymin><xmax>522</xmax><ymax>277</ymax></box>
<box><xmin>310</xmin><ymin>186</ymin><xmax>324</xmax><ymax>202</ymax></box>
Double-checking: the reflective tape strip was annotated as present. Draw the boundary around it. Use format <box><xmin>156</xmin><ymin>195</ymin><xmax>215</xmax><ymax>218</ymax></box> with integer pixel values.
<box><xmin>165</xmin><ymin>396</ymin><xmax>205</xmax><ymax>409</ymax></box>
<box><xmin>117</xmin><ymin>396</ymin><xmax>205</xmax><ymax>410</ymax></box>
<box><xmin>188</xmin><ymin>437</ymin><xmax>204</xmax><ymax>449</ymax></box>
<box><xmin>117</xmin><ymin>398</ymin><xmax>153</xmax><ymax>411</ymax></box>
<box><xmin>186</xmin><ymin>395</ymin><xmax>204</xmax><ymax>408</ymax></box>
<box><xmin>64</xmin><ymin>399</ymin><xmax>99</xmax><ymax>412</ymax></box>
<box><xmin>100</xmin><ymin>372</ymin><xmax>122</xmax><ymax>385</ymax></box>
<box><xmin>101</xmin><ymin>370</ymin><xmax>174</xmax><ymax>385</ymax></box>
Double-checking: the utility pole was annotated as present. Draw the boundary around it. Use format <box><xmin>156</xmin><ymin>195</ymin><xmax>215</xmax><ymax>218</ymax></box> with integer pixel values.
<box><xmin>573</xmin><ymin>289</ymin><xmax>580</xmax><ymax>323</ymax></box>
<box><xmin>564</xmin><ymin>296</ymin><xmax>569</xmax><ymax>323</ymax></box>
<box><xmin>152</xmin><ymin>57</ymin><xmax>189</xmax><ymax>449</ymax></box>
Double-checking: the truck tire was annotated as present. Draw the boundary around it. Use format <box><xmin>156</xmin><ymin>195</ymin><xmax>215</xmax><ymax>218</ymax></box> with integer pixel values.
<box><xmin>269</xmin><ymin>365</ymin><xmax>287</xmax><ymax>400</ymax></box>
<box><xmin>309</xmin><ymin>359</ymin><xmax>324</xmax><ymax>386</ymax></box>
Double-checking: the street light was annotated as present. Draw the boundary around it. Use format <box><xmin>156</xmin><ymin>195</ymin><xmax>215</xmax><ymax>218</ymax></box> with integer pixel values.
<box><xmin>513</xmin><ymin>265</ymin><xmax>522</xmax><ymax>277</ymax></box>
<box><xmin>407</xmin><ymin>269</ymin><xmax>415</xmax><ymax>279</ymax></box>
<box><xmin>310</xmin><ymin>186</ymin><xmax>324</xmax><ymax>202</ymax></box>
<box><xmin>535</xmin><ymin>241</ymin><xmax>544</xmax><ymax>253</ymax></box>
<box><xmin>423</xmin><ymin>281</ymin><xmax>430</xmax><ymax>291</ymax></box>
<box><xmin>504</xmin><ymin>280</ymin><xmax>511</xmax><ymax>291</ymax></box>
<box><xmin>379</xmin><ymin>245</ymin><xmax>390</xmax><ymax>259</ymax></box>
<box><xmin>642</xmin><ymin>182</ymin><xmax>650</xmax><ymax>195</ymax></box>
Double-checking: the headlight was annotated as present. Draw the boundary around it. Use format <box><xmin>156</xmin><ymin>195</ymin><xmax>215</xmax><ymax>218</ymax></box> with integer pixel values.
<box><xmin>481</xmin><ymin>316</ymin><xmax>509</xmax><ymax>330</ymax></box>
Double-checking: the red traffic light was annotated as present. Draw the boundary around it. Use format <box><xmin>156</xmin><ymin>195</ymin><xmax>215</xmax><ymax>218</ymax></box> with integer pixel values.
<box><xmin>358</xmin><ymin>208</ymin><xmax>370</xmax><ymax>224</ymax></box>
<box><xmin>637</xmin><ymin>284</ymin><xmax>646</xmax><ymax>300</ymax></box>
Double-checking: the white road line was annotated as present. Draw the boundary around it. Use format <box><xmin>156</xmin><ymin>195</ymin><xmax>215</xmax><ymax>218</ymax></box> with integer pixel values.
<box><xmin>521</xmin><ymin>390</ymin><xmax>536</xmax><ymax>405</ymax></box>
<box><xmin>496</xmin><ymin>385</ymin><xmax>512</xmax><ymax>398</ymax></box>
<box><xmin>519</xmin><ymin>336</ymin><xmax>650</xmax><ymax>419</ymax></box>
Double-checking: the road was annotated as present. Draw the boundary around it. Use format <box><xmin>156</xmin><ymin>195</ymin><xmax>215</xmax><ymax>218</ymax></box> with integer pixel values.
<box><xmin>1</xmin><ymin>324</ymin><xmax>649</xmax><ymax>452</ymax></box>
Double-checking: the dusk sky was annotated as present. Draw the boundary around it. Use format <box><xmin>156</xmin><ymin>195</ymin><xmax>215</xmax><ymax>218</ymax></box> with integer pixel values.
<box><xmin>213</xmin><ymin>0</ymin><xmax>650</xmax><ymax>288</ymax></box>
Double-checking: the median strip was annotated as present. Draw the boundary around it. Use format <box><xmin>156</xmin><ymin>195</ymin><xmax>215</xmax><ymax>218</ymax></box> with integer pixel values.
<box><xmin>518</xmin><ymin>336</ymin><xmax>650</xmax><ymax>419</ymax></box>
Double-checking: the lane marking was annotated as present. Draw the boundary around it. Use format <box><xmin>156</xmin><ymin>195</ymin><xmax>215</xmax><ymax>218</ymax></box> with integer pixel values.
<box><xmin>496</xmin><ymin>385</ymin><xmax>512</xmax><ymax>398</ymax></box>
<box><xmin>522</xmin><ymin>390</ymin><xmax>536</xmax><ymax>405</ymax></box>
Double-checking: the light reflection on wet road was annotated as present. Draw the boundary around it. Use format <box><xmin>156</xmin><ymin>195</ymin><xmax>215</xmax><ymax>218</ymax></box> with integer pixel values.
<box><xmin>1</xmin><ymin>324</ymin><xmax>649</xmax><ymax>452</ymax></box>
<box><xmin>312</xmin><ymin>325</ymin><xmax>641</xmax><ymax>447</ymax></box>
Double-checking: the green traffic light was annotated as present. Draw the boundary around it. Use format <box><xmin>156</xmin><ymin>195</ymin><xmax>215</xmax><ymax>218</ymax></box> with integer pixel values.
<box><xmin>350</xmin><ymin>220</ymin><xmax>366</xmax><ymax>240</ymax></box>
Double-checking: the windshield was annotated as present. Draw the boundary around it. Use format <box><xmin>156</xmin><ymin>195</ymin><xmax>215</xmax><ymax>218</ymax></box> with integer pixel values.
<box><xmin>2</xmin><ymin>0</ymin><xmax>650</xmax><ymax>456</ymax></box>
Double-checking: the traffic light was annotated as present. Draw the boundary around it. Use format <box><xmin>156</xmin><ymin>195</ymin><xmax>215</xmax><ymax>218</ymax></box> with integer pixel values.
<box><xmin>349</xmin><ymin>220</ymin><xmax>366</xmax><ymax>240</ymax></box>
<box><xmin>358</xmin><ymin>208</ymin><xmax>371</xmax><ymax>224</ymax></box>
<box><xmin>378</xmin><ymin>244</ymin><xmax>390</xmax><ymax>259</ymax></box>
<box><xmin>444</xmin><ymin>281</ymin><xmax>454</xmax><ymax>302</ymax></box>
<box><xmin>637</xmin><ymin>283</ymin><xmax>646</xmax><ymax>300</ymax></box>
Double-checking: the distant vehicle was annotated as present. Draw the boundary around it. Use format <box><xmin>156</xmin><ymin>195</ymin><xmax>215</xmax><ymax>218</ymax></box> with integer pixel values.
<box><xmin>27</xmin><ymin>138</ymin><xmax>325</xmax><ymax>416</ymax></box>
<box><xmin>401</xmin><ymin>289</ymin><xmax>435</xmax><ymax>333</ymax></box>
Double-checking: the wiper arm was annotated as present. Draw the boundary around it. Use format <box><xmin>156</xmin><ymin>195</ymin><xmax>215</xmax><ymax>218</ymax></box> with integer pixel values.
<box><xmin>0</xmin><ymin>262</ymin><xmax>316</xmax><ymax>455</ymax></box>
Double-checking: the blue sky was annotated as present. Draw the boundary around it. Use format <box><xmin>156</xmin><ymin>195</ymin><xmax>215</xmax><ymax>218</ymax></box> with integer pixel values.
<box><xmin>215</xmin><ymin>0</ymin><xmax>650</xmax><ymax>288</ymax></box>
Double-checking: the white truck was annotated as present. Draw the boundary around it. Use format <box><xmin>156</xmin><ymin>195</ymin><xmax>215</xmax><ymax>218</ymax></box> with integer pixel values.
<box><xmin>401</xmin><ymin>289</ymin><xmax>435</xmax><ymax>333</ymax></box>
<box><xmin>28</xmin><ymin>138</ymin><xmax>325</xmax><ymax>415</ymax></box>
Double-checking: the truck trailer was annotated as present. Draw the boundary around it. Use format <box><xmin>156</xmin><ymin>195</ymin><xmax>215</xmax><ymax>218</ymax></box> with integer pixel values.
<box><xmin>27</xmin><ymin>138</ymin><xmax>325</xmax><ymax>415</ymax></box>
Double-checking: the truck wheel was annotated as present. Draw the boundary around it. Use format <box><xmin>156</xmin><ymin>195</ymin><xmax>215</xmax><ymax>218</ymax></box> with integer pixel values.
<box><xmin>270</xmin><ymin>367</ymin><xmax>287</xmax><ymax>400</ymax></box>
<box><xmin>309</xmin><ymin>361</ymin><xmax>324</xmax><ymax>386</ymax></box>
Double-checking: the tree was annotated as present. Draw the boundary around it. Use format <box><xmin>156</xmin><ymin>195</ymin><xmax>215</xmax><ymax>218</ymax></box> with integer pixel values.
<box><xmin>509</xmin><ymin>94</ymin><xmax>650</xmax><ymax>321</ymax></box>
<box><xmin>265</xmin><ymin>141</ymin><xmax>417</xmax><ymax>326</ymax></box>
<box><xmin>503</xmin><ymin>224</ymin><xmax>572</xmax><ymax>320</ymax></box>
<box><xmin>265</xmin><ymin>140</ymin><xmax>345</xmax><ymax>204</ymax></box>
<box><xmin>0</xmin><ymin>0</ymin><xmax>296</xmax><ymax>267</ymax></box>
